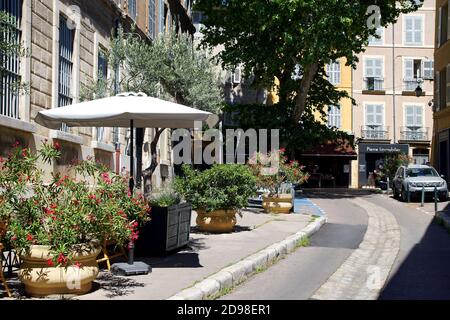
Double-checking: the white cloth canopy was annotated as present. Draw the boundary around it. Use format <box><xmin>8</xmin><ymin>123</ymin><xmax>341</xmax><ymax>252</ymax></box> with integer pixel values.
<box><xmin>35</xmin><ymin>93</ymin><xmax>214</xmax><ymax>129</ymax></box>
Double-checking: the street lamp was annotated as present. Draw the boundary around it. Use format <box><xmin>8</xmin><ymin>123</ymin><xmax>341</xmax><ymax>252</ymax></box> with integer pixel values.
<box><xmin>415</xmin><ymin>85</ymin><xmax>423</xmax><ymax>97</ymax></box>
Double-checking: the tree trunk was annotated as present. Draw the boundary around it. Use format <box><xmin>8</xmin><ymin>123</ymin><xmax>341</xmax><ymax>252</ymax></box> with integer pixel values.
<box><xmin>142</xmin><ymin>128</ymin><xmax>165</xmax><ymax>199</ymax></box>
<box><xmin>292</xmin><ymin>62</ymin><xmax>319</xmax><ymax>124</ymax></box>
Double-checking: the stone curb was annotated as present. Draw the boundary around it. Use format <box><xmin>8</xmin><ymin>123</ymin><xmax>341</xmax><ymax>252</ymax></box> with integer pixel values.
<box><xmin>435</xmin><ymin>211</ymin><xmax>450</xmax><ymax>232</ymax></box>
<box><xmin>167</xmin><ymin>215</ymin><xmax>327</xmax><ymax>300</ymax></box>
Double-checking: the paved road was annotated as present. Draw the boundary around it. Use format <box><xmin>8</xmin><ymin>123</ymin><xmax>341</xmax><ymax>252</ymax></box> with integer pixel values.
<box><xmin>374</xmin><ymin>195</ymin><xmax>450</xmax><ymax>299</ymax></box>
<box><xmin>221</xmin><ymin>190</ymin><xmax>369</xmax><ymax>300</ymax></box>
<box><xmin>220</xmin><ymin>190</ymin><xmax>450</xmax><ymax>300</ymax></box>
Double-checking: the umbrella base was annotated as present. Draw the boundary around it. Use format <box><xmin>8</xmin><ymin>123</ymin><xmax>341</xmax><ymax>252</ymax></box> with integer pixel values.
<box><xmin>111</xmin><ymin>262</ymin><xmax>152</xmax><ymax>276</ymax></box>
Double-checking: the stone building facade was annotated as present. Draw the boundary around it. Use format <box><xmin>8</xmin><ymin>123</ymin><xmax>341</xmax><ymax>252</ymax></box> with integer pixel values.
<box><xmin>0</xmin><ymin>0</ymin><xmax>194</xmax><ymax>187</ymax></box>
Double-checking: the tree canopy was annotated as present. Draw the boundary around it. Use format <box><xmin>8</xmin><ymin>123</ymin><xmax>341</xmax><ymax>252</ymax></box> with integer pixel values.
<box><xmin>194</xmin><ymin>0</ymin><xmax>421</xmax><ymax>123</ymax></box>
<box><xmin>80</xmin><ymin>28</ymin><xmax>223</xmax><ymax>194</ymax></box>
<box><xmin>81</xmin><ymin>29</ymin><xmax>222</xmax><ymax>114</ymax></box>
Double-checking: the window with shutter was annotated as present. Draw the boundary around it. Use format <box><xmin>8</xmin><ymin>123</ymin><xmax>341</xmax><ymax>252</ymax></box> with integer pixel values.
<box><xmin>364</xmin><ymin>58</ymin><xmax>383</xmax><ymax>90</ymax></box>
<box><xmin>327</xmin><ymin>105</ymin><xmax>341</xmax><ymax>128</ymax></box>
<box><xmin>405</xmin><ymin>16</ymin><xmax>423</xmax><ymax>46</ymax></box>
<box><xmin>404</xmin><ymin>59</ymin><xmax>414</xmax><ymax>80</ymax></box>
<box><xmin>368</xmin><ymin>27</ymin><xmax>384</xmax><ymax>45</ymax></box>
<box><xmin>365</xmin><ymin>104</ymin><xmax>384</xmax><ymax>126</ymax></box>
<box><xmin>326</xmin><ymin>61</ymin><xmax>340</xmax><ymax>85</ymax></box>
<box><xmin>405</xmin><ymin>105</ymin><xmax>423</xmax><ymax>128</ymax></box>
<box><xmin>423</xmin><ymin>60</ymin><xmax>434</xmax><ymax>80</ymax></box>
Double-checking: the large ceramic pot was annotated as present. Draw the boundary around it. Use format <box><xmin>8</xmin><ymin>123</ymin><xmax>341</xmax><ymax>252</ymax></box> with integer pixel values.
<box><xmin>19</xmin><ymin>242</ymin><xmax>101</xmax><ymax>297</ymax></box>
<box><xmin>262</xmin><ymin>194</ymin><xmax>293</xmax><ymax>214</ymax></box>
<box><xmin>196</xmin><ymin>209</ymin><xmax>237</xmax><ymax>233</ymax></box>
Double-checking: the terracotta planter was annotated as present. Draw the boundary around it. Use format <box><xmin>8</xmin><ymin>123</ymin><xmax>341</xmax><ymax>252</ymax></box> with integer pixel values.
<box><xmin>262</xmin><ymin>194</ymin><xmax>293</xmax><ymax>214</ymax></box>
<box><xmin>196</xmin><ymin>209</ymin><xmax>237</xmax><ymax>233</ymax></box>
<box><xmin>19</xmin><ymin>243</ymin><xmax>101</xmax><ymax>297</ymax></box>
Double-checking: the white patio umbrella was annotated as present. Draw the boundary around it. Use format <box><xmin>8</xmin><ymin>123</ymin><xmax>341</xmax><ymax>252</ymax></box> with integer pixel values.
<box><xmin>35</xmin><ymin>92</ymin><xmax>214</xmax><ymax>190</ymax></box>
<box><xmin>35</xmin><ymin>92</ymin><xmax>215</xmax><ymax>275</ymax></box>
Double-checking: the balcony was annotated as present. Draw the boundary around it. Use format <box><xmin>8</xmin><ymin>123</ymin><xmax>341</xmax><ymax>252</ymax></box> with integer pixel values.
<box><xmin>363</xmin><ymin>77</ymin><xmax>385</xmax><ymax>94</ymax></box>
<box><xmin>361</xmin><ymin>125</ymin><xmax>389</xmax><ymax>140</ymax></box>
<box><xmin>400</xmin><ymin>127</ymin><xmax>429</xmax><ymax>142</ymax></box>
<box><xmin>402</xmin><ymin>80</ymin><xmax>425</xmax><ymax>96</ymax></box>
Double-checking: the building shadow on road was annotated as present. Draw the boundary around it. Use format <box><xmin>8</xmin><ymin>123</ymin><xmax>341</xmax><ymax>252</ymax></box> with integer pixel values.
<box><xmin>379</xmin><ymin>217</ymin><xmax>450</xmax><ymax>300</ymax></box>
<box><xmin>301</xmin><ymin>189</ymin><xmax>377</xmax><ymax>199</ymax></box>
<box><xmin>308</xmin><ymin>223</ymin><xmax>368</xmax><ymax>249</ymax></box>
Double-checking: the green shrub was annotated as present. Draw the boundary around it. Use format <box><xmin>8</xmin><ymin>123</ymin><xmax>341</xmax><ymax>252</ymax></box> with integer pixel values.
<box><xmin>149</xmin><ymin>187</ymin><xmax>181</xmax><ymax>208</ymax></box>
<box><xmin>174</xmin><ymin>164</ymin><xmax>257</xmax><ymax>213</ymax></box>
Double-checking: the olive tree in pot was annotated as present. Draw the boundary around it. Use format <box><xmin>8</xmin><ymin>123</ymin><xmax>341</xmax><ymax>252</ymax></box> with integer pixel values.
<box><xmin>174</xmin><ymin>164</ymin><xmax>257</xmax><ymax>233</ymax></box>
<box><xmin>135</xmin><ymin>187</ymin><xmax>192</xmax><ymax>256</ymax></box>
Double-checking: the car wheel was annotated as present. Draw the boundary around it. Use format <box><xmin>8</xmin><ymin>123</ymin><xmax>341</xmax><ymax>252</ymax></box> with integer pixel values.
<box><xmin>401</xmin><ymin>187</ymin><xmax>408</xmax><ymax>202</ymax></box>
<box><xmin>439</xmin><ymin>193</ymin><xmax>449</xmax><ymax>202</ymax></box>
<box><xmin>392</xmin><ymin>186</ymin><xmax>398</xmax><ymax>199</ymax></box>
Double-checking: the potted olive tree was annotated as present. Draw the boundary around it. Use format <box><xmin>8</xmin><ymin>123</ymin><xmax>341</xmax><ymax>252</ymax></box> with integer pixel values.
<box><xmin>174</xmin><ymin>164</ymin><xmax>257</xmax><ymax>233</ymax></box>
<box><xmin>135</xmin><ymin>187</ymin><xmax>192</xmax><ymax>256</ymax></box>
<box><xmin>2</xmin><ymin>142</ymin><xmax>149</xmax><ymax>297</ymax></box>
<box><xmin>248</xmin><ymin>149</ymin><xmax>309</xmax><ymax>214</ymax></box>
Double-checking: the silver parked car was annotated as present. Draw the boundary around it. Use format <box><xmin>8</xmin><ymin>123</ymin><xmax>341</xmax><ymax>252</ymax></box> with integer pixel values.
<box><xmin>392</xmin><ymin>165</ymin><xmax>448</xmax><ymax>202</ymax></box>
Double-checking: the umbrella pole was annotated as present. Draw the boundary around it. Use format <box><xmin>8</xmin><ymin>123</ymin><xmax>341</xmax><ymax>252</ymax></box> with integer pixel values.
<box><xmin>128</xmin><ymin>120</ymin><xmax>135</xmax><ymax>265</ymax></box>
<box><xmin>111</xmin><ymin>119</ymin><xmax>151</xmax><ymax>276</ymax></box>
<box><xmin>129</xmin><ymin>120</ymin><xmax>135</xmax><ymax>193</ymax></box>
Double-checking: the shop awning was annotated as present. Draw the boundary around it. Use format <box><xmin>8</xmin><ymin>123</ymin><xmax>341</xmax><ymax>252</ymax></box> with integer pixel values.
<box><xmin>301</xmin><ymin>140</ymin><xmax>357</xmax><ymax>158</ymax></box>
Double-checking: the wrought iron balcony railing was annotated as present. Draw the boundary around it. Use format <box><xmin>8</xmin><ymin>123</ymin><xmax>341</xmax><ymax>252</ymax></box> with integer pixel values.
<box><xmin>400</xmin><ymin>127</ymin><xmax>429</xmax><ymax>141</ymax></box>
<box><xmin>361</xmin><ymin>125</ymin><xmax>389</xmax><ymax>140</ymax></box>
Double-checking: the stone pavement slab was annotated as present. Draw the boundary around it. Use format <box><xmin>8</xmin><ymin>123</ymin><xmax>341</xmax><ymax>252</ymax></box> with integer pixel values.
<box><xmin>77</xmin><ymin>209</ymin><xmax>311</xmax><ymax>300</ymax></box>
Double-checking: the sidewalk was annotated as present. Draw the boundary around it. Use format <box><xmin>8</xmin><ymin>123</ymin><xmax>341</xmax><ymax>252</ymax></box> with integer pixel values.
<box><xmin>77</xmin><ymin>208</ymin><xmax>314</xmax><ymax>300</ymax></box>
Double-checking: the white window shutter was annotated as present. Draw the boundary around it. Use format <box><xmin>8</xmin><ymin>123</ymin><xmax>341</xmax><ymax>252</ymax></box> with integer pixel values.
<box><xmin>414</xmin><ymin>17</ymin><xmax>423</xmax><ymax>45</ymax></box>
<box><xmin>405</xmin><ymin>105</ymin><xmax>414</xmax><ymax>126</ymax></box>
<box><xmin>405</xmin><ymin>17</ymin><xmax>414</xmax><ymax>44</ymax></box>
<box><xmin>404</xmin><ymin>59</ymin><xmax>414</xmax><ymax>79</ymax></box>
<box><xmin>415</xmin><ymin>106</ymin><xmax>423</xmax><ymax>126</ymax></box>
<box><xmin>375</xmin><ymin>59</ymin><xmax>383</xmax><ymax>78</ymax></box>
<box><xmin>423</xmin><ymin>60</ymin><xmax>434</xmax><ymax>80</ymax></box>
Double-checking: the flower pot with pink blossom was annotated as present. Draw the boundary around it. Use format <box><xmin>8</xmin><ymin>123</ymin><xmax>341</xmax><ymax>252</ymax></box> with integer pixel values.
<box><xmin>1</xmin><ymin>141</ymin><xmax>149</xmax><ymax>297</ymax></box>
<box><xmin>248</xmin><ymin>149</ymin><xmax>309</xmax><ymax>214</ymax></box>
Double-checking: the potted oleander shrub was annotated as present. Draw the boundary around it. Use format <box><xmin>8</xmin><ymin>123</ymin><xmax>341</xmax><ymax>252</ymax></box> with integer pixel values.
<box><xmin>135</xmin><ymin>187</ymin><xmax>191</xmax><ymax>256</ymax></box>
<box><xmin>174</xmin><ymin>164</ymin><xmax>257</xmax><ymax>233</ymax></box>
<box><xmin>2</xmin><ymin>142</ymin><xmax>149</xmax><ymax>297</ymax></box>
<box><xmin>248</xmin><ymin>149</ymin><xmax>309</xmax><ymax>214</ymax></box>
